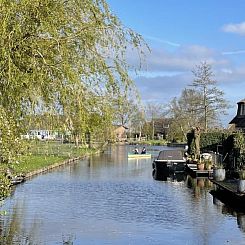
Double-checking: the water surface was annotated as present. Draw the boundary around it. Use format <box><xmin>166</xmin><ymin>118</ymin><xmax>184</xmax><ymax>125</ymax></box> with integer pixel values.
<box><xmin>1</xmin><ymin>145</ymin><xmax>245</xmax><ymax>244</ymax></box>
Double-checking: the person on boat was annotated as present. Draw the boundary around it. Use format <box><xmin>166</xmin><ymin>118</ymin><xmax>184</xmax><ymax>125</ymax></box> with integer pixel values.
<box><xmin>134</xmin><ymin>147</ymin><xmax>139</xmax><ymax>154</ymax></box>
<box><xmin>141</xmin><ymin>147</ymin><xmax>146</xmax><ymax>154</ymax></box>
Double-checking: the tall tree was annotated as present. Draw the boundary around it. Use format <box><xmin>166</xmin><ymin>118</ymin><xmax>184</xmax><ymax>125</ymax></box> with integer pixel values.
<box><xmin>129</xmin><ymin>107</ymin><xmax>146</xmax><ymax>140</ymax></box>
<box><xmin>191</xmin><ymin>62</ymin><xmax>229</xmax><ymax>131</ymax></box>
<box><xmin>112</xmin><ymin>90</ymin><xmax>139</xmax><ymax>126</ymax></box>
<box><xmin>0</xmin><ymin>0</ymin><xmax>146</xmax><ymax>162</ymax></box>
<box><xmin>145</xmin><ymin>102</ymin><xmax>166</xmax><ymax>140</ymax></box>
<box><xmin>168</xmin><ymin>89</ymin><xmax>202</xmax><ymax>142</ymax></box>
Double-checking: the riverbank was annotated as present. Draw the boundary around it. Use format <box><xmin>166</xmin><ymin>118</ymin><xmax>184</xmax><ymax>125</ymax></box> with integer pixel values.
<box><xmin>128</xmin><ymin>139</ymin><xmax>168</xmax><ymax>146</ymax></box>
<box><xmin>18</xmin><ymin>149</ymin><xmax>98</xmax><ymax>180</ymax></box>
<box><xmin>0</xmin><ymin>142</ymin><xmax>102</xmax><ymax>191</ymax></box>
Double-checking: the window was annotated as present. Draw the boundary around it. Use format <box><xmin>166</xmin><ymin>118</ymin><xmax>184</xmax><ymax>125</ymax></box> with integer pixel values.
<box><xmin>239</xmin><ymin>104</ymin><xmax>245</xmax><ymax>116</ymax></box>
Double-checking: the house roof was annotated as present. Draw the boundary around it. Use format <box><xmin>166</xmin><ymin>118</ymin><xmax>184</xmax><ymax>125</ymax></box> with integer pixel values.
<box><xmin>238</xmin><ymin>99</ymin><xmax>245</xmax><ymax>104</ymax></box>
<box><xmin>229</xmin><ymin>98</ymin><xmax>245</xmax><ymax>126</ymax></box>
<box><xmin>229</xmin><ymin>117</ymin><xmax>245</xmax><ymax>127</ymax></box>
<box><xmin>113</xmin><ymin>125</ymin><xmax>129</xmax><ymax>130</ymax></box>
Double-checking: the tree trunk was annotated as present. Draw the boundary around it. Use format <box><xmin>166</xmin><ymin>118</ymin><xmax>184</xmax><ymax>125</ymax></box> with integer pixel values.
<box><xmin>75</xmin><ymin>134</ymin><xmax>79</xmax><ymax>147</ymax></box>
<box><xmin>152</xmin><ymin>120</ymin><xmax>155</xmax><ymax>140</ymax></box>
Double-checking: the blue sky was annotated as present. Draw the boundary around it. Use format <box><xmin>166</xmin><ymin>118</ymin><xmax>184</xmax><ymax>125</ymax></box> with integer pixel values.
<box><xmin>107</xmin><ymin>0</ymin><xmax>245</xmax><ymax>126</ymax></box>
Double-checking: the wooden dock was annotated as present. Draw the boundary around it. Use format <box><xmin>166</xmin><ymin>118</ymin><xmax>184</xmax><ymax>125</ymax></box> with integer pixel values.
<box><xmin>186</xmin><ymin>163</ymin><xmax>213</xmax><ymax>177</ymax></box>
<box><xmin>210</xmin><ymin>179</ymin><xmax>245</xmax><ymax>210</ymax></box>
<box><xmin>211</xmin><ymin>179</ymin><xmax>245</xmax><ymax>197</ymax></box>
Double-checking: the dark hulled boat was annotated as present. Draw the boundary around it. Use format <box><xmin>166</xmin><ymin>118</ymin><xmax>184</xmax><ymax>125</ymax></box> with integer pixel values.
<box><xmin>152</xmin><ymin>149</ymin><xmax>186</xmax><ymax>180</ymax></box>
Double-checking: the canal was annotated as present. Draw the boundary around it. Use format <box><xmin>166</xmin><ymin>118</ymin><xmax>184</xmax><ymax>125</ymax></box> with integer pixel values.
<box><xmin>1</xmin><ymin>145</ymin><xmax>245</xmax><ymax>244</ymax></box>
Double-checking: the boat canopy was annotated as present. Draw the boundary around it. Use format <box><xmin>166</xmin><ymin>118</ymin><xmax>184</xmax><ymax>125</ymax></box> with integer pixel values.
<box><xmin>155</xmin><ymin>150</ymin><xmax>185</xmax><ymax>162</ymax></box>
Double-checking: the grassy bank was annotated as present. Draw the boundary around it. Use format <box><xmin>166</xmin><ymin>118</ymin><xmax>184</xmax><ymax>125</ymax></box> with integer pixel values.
<box><xmin>13</xmin><ymin>155</ymin><xmax>67</xmax><ymax>175</ymax></box>
<box><xmin>0</xmin><ymin>141</ymin><xmax>100</xmax><ymax>200</ymax></box>
<box><xmin>128</xmin><ymin>139</ymin><xmax>168</xmax><ymax>146</ymax></box>
<box><xmin>3</xmin><ymin>141</ymin><xmax>98</xmax><ymax>176</ymax></box>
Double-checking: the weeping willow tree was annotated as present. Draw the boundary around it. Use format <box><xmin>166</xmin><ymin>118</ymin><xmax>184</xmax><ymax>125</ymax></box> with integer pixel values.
<box><xmin>0</xmin><ymin>0</ymin><xmax>146</xmax><ymax>162</ymax></box>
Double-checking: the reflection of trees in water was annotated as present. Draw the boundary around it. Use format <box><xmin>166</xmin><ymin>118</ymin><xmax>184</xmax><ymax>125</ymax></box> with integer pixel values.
<box><xmin>211</xmin><ymin>187</ymin><xmax>245</xmax><ymax>234</ymax></box>
<box><xmin>170</xmin><ymin>173</ymin><xmax>187</xmax><ymax>182</ymax></box>
<box><xmin>185</xmin><ymin>175</ymin><xmax>220</xmax><ymax>244</ymax></box>
<box><xmin>220</xmin><ymin>204</ymin><xmax>245</xmax><ymax>234</ymax></box>
<box><xmin>0</xmin><ymin>201</ymin><xmax>75</xmax><ymax>244</ymax></box>
<box><xmin>0</xmin><ymin>201</ymin><xmax>39</xmax><ymax>244</ymax></box>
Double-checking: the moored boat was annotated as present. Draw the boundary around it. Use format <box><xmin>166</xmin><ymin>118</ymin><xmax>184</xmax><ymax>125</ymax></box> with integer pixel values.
<box><xmin>152</xmin><ymin>149</ymin><xmax>186</xmax><ymax>180</ymax></box>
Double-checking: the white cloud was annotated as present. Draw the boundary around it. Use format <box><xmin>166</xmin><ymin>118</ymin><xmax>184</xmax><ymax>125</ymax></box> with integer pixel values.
<box><xmin>222</xmin><ymin>50</ymin><xmax>245</xmax><ymax>55</ymax></box>
<box><xmin>134</xmin><ymin>73</ymin><xmax>191</xmax><ymax>103</ymax></box>
<box><xmin>220</xmin><ymin>68</ymin><xmax>232</xmax><ymax>74</ymax></box>
<box><xmin>216</xmin><ymin>65</ymin><xmax>245</xmax><ymax>84</ymax></box>
<box><xmin>144</xmin><ymin>35</ymin><xmax>180</xmax><ymax>47</ymax></box>
<box><xmin>137</xmin><ymin>45</ymin><xmax>230</xmax><ymax>72</ymax></box>
<box><xmin>222</xmin><ymin>22</ymin><xmax>245</xmax><ymax>35</ymax></box>
<box><xmin>127</xmin><ymin>43</ymin><xmax>230</xmax><ymax>74</ymax></box>
<box><xmin>135</xmin><ymin>71</ymin><xmax>184</xmax><ymax>78</ymax></box>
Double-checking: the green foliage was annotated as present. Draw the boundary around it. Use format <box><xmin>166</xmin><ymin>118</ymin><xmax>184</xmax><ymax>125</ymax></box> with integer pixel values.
<box><xmin>0</xmin><ymin>174</ymin><xmax>11</xmax><ymax>200</ymax></box>
<box><xmin>0</xmin><ymin>106</ymin><xmax>25</xmax><ymax>164</ymax></box>
<box><xmin>200</xmin><ymin>131</ymin><xmax>229</xmax><ymax>152</ymax></box>
<box><xmin>187</xmin><ymin>129</ymin><xmax>232</xmax><ymax>154</ymax></box>
<box><xmin>233</xmin><ymin>131</ymin><xmax>245</xmax><ymax>151</ymax></box>
<box><xmin>233</xmin><ymin>131</ymin><xmax>245</xmax><ymax>169</ymax></box>
<box><xmin>186</xmin><ymin>129</ymin><xmax>245</xmax><ymax>170</ymax></box>
<box><xmin>0</xmin><ymin>0</ymin><xmax>146</xmax><ymax>163</ymax></box>
<box><xmin>168</xmin><ymin>89</ymin><xmax>202</xmax><ymax>142</ymax></box>
<box><xmin>129</xmin><ymin>139</ymin><xmax>167</xmax><ymax>146</ymax></box>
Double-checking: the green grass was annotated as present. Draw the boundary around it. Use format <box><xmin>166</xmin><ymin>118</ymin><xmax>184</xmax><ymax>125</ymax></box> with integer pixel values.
<box><xmin>13</xmin><ymin>155</ymin><xmax>67</xmax><ymax>174</ymax></box>
<box><xmin>128</xmin><ymin>139</ymin><xmax>168</xmax><ymax>146</ymax></box>
<box><xmin>5</xmin><ymin>141</ymin><xmax>98</xmax><ymax>175</ymax></box>
<box><xmin>27</xmin><ymin>140</ymin><xmax>95</xmax><ymax>157</ymax></box>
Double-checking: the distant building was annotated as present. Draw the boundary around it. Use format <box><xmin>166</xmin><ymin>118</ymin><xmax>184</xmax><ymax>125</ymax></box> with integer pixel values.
<box><xmin>229</xmin><ymin>99</ymin><xmax>245</xmax><ymax>131</ymax></box>
<box><xmin>22</xmin><ymin>130</ymin><xmax>58</xmax><ymax>140</ymax></box>
<box><xmin>113</xmin><ymin>125</ymin><xmax>128</xmax><ymax>142</ymax></box>
<box><xmin>143</xmin><ymin>118</ymin><xmax>171</xmax><ymax>139</ymax></box>
<box><xmin>154</xmin><ymin>118</ymin><xmax>171</xmax><ymax>139</ymax></box>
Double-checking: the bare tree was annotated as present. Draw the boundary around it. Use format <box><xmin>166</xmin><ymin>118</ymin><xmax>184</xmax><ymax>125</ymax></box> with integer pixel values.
<box><xmin>145</xmin><ymin>102</ymin><xmax>167</xmax><ymax>139</ymax></box>
<box><xmin>191</xmin><ymin>62</ymin><xmax>229</xmax><ymax>131</ymax></box>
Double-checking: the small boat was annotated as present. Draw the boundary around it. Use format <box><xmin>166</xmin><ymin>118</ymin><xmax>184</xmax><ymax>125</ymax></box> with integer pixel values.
<box><xmin>152</xmin><ymin>149</ymin><xmax>186</xmax><ymax>180</ymax></box>
<box><xmin>128</xmin><ymin>153</ymin><xmax>152</xmax><ymax>159</ymax></box>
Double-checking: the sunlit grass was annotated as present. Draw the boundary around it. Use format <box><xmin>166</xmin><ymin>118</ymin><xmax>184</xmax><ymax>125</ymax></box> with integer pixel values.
<box><xmin>6</xmin><ymin>141</ymin><xmax>98</xmax><ymax>175</ymax></box>
<box><xmin>27</xmin><ymin>140</ymin><xmax>95</xmax><ymax>158</ymax></box>
<box><xmin>128</xmin><ymin>139</ymin><xmax>168</xmax><ymax>146</ymax></box>
<box><xmin>13</xmin><ymin>155</ymin><xmax>67</xmax><ymax>174</ymax></box>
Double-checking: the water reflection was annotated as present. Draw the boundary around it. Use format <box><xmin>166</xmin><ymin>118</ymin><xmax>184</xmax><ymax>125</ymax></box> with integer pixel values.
<box><xmin>153</xmin><ymin>172</ymin><xmax>187</xmax><ymax>182</ymax></box>
<box><xmin>0</xmin><ymin>201</ymin><xmax>76</xmax><ymax>245</ymax></box>
<box><xmin>237</xmin><ymin>214</ymin><xmax>245</xmax><ymax>233</ymax></box>
<box><xmin>210</xmin><ymin>187</ymin><xmax>245</xmax><ymax>236</ymax></box>
<box><xmin>186</xmin><ymin>176</ymin><xmax>213</xmax><ymax>199</ymax></box>
<box><xmin>0</xmin><ymin>201</ymin><xmax>40</xmax><ymax>245</ymax></box>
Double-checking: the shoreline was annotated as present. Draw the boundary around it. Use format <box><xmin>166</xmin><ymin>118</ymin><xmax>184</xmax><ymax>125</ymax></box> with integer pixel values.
<box><xmin>11</xmin><ymin>150</ymin><xmax>101</xmax><ymax>185</ymax></box>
